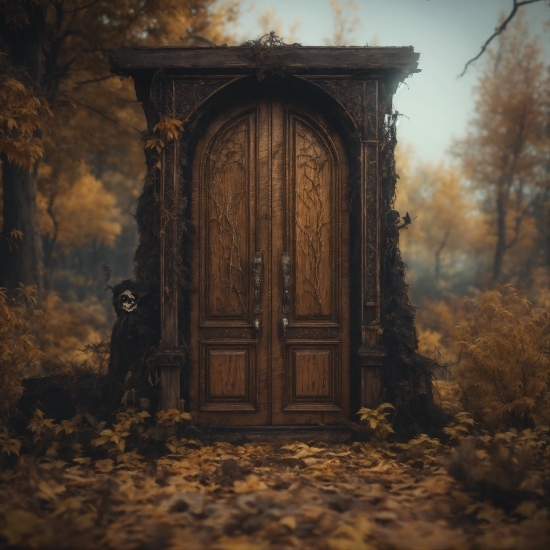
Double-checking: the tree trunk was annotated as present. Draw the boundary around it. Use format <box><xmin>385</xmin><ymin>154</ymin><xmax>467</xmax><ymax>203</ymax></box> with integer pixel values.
<box><xmin>0</xmin><ymin>162</ymin><xmax>44</xmax><ymax>297</ymax></box>
<box><xmin>434</xmin><ymin>229</ymin><xmax>450</xmax><ymax>281</ymax></box>
<box><xmin>0</xmin><ymin>1</ymin><xmax>46</xmax><ymax>297</ymax></box>
<box><xmin>493</xmin><ymin>187</ymin><xmax>507</xmax><ymax>283</ymax></box>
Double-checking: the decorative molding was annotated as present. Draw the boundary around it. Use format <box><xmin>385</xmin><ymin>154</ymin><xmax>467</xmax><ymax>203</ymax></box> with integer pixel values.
<box><xmin>364</xmin><ymin>80</ymin><xmax>378</xmax><ymax>140</ymax></box>
<box><xmin>297</xmin><ymin>77</ymin><xmax>363</xmax><ymax>134</ymax></box>
<box><xmin>173</xmin><ymin>77</ymin><xmax>244</xmax><ymax>122</ymax></box>
<box><xmin>158</xmin><ymin>79</ymin><xmax>179</xmax><ymax>351</ymax></box>
<box><xmin>296</xmin><ymin>78</ymin><xmax>378</xmax><ymax>142</ymax></box>
<box><xmin>364</xmin><ymin>141</ymin><xmax>379</xmax><ymax>307</ymax></box>
<box><xmin>200</xmin><ymin>328</ymin><xmax>255</xmax><ymax>340</ymax></box>
<box><xmin>284</xmin><ymin>327</ymin><xmax>340</xmax><ymax>340</ymax></box>
<box><xmin>156</xmin><ymin>349</ymin><xmax>184</xmax><ymax>366</ymax></box>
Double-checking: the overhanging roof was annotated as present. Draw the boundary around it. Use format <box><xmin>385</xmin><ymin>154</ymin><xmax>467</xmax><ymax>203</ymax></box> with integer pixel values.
<box><xmin>110</xmin><ymin>46</ymin><xmax>420</xmax><ymax>78</ymax></box>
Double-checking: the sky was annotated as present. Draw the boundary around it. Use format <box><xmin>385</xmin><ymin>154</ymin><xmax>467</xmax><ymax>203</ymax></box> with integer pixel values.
<box><xmin>230</xmin><ymin>0</ymin><xmax>550</xmax><ymax>166</ymax></box>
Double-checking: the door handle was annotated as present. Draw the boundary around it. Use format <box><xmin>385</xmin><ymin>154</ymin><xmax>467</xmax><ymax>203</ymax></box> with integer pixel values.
<box><xmin>254</xmin><ymin>319</ymin><xmax>261</xmax><ymax>339</ymax></box>
<box><xmin>281</xmin><ymin>252</ymin><xmax>291</xmax><ymax>314</ymax></box>
<box><xmin>252</xmin><ymin>252</ymin><xmax>263</xmax><ymax>314</ymax></box>
<box><xmin>281</xmin><ymin>253</ymin><xmax>291</xmax><ymax>340</ymax></box>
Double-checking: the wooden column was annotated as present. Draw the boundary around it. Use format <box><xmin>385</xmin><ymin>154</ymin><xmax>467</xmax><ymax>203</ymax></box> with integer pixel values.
<box><xmin>157</xmin><ymin>78</ymin><xmax>182</xmax><ymax>410</ymax></box>
<box><xmin>358</xmin><ymin>79</ymin><xmax>386</xmax><ymax>409</ymax></box>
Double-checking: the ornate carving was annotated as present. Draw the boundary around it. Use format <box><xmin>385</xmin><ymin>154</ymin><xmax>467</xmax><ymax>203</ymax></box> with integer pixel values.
<box><xmin>305</xmin><ymin>79</ymin><xmax>363</xmax><ymax>131</ymax></box>
<box><xmin>201</xmin><ymin>328</ymin><xmax>254</xmax><ymax>340</ymax></box>
<box><xmin>298</xmin><ymin>76</ymin><xmax>364</xmax><ymax>134</ymax></box>
<box><xmin>294</xmin><ymin>119</ymin><xmax>332</xmax><ymax>317</ymax></box>
<box><xmin>285</xmin><ymin>327</ymin><xmax>340</xmax><ymax>340</ymax></box>
<box><xmin>207</xmin><ymin>118</ymin><xmax>249</xmax><ymax>317</ymax></box>
<box><xmin>296</xmin><ymin>77</ymin><xmax>378</xmax><ymax>141</ymax></box>
<box><xmin>364</xmin><ymin>142</ymin><xmax>378</xmax><ymax>305</ymax></box>
<box><xmin>364</xmin><ymin>80</ymin><xmax>378</xmax><ymax>140</ymax></box>
<box><xmin>173</xmin><ymin>77</ymin><xmax>243</xmax><ymax>121</ymax></box>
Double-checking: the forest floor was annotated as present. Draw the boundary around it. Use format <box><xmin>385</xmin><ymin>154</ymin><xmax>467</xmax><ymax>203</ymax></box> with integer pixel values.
<box><xmin>1</xmin><ymin>435</ymin><xmax>549</xmax><ymax>550</ymax></box>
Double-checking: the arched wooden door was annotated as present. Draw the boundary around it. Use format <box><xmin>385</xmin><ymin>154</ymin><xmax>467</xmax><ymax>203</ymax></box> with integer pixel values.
<box><xmin>190</xmin><ymin>92</ymin><xmax>350</xmax><ymax>426</ymax></box>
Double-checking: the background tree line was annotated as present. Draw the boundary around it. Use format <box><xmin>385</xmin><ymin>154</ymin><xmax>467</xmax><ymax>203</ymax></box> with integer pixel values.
<box><xmin>0</xmin><ymin>0</ymin><xmax>241</xmax><ymax>370</ymax></box>
<box><xmin>0</xmin><ymin>0</ymin><xmax>548</xmax><ymax>390</ymax></box>
<box><xmin>396</xmin><ymin>11</ymin><xmax>549</xmax><ymax>363</ymax></box>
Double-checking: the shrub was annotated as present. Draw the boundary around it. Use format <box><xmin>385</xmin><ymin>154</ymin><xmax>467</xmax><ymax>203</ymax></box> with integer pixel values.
<box><xmin>0</xmin><ymin>285</ymin><xmax>43</xmax><ymax>415</ymax></box>
<box><xmin>356</xmin><ymin>403</ymin><xmax>395</xmax><ymax>440</ymax></box>
<box><xmin>454</xmin><ymin>286</ymin><xmax>550</xmax><ymax>429</ymax></box>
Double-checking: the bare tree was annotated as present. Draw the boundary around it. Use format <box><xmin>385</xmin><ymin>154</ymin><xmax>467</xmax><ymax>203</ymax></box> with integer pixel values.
<box><xmin>460</xmin><ymin>0</ymin><xmax>548</xmax><ymax>77</ymax></box>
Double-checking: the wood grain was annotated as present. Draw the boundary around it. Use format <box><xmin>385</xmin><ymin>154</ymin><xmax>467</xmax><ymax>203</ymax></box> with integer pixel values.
<box><xmin>111</xmin><ymin>46</ymin><xmax>419</xmax><ymax>75</ymax></box>
<box><xmin>191</xmin><ymin>92</ymin><xmax>350</xmax><ymax>426</ymax></box>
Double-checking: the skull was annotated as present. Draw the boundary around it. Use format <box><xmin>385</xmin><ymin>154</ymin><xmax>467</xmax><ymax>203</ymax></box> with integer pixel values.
<box><xmin>119</xmin><ymin>290</ymin><xmax>137</xmax><ymax>312</ymax></box>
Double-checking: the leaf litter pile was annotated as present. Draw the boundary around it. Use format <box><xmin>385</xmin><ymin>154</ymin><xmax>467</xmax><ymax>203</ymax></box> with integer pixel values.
<box><xmin>1</xmin><ymin>430</ymin><xmax>550</xmax><ymax>550</ymax></box>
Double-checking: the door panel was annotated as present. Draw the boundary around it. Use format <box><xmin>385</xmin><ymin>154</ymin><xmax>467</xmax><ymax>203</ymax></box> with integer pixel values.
<box><xmin>201</xmin><ymin>343</ymin><xmax>256</xmax><ymax>411</ymax></box>
<box><xmin>204</xmin><ymin>114</ymin><xmax>254</xmax><ymax>322</ymax></box>
<box><xmin>191</xmin><ymin>94</ymin><xmax>349</xmax><ymax>426</ymax></box>
<box><xmin>192</xmin><ymin>104</ymin><xmax>268</xmax><ymax>425</ymax></box>
<box><xmin>292</xmin><ymin>115</ymin><xmax>337</xmax><ymax>319</ymax></box>
<box><xmin>271</xmin><ymin>101</ymin><xmax>349</xmax><ymax>425</ymax></box>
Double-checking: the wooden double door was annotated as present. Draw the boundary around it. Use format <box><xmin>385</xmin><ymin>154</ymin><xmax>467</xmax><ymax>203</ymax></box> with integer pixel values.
<box><xmin>190</xmin><ymin>91</ymin><xmax>350</xmax><ymax>426</ymax></box>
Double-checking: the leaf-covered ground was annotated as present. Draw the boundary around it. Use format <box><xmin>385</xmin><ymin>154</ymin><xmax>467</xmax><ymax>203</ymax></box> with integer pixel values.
<box><xmin>1</xmin><ymin>438</ymin><xmax>549</xmax><ymax>550</ymax></box>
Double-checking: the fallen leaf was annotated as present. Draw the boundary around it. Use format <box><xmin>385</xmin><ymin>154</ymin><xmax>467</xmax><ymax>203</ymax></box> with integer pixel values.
<box><xmin>233</xmin><ymin>474</ymin><xmax>268</xmax><ymax>494</ymax></box>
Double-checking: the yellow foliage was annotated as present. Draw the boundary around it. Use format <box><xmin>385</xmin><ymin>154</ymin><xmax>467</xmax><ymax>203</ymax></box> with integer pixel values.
<box><xmin>415</xmin><ymin>297</ymin><xmax>465</xmax><ymax>363</ymax></box>
<box><xmin>256</xmin><ymin>7</ymin><xmax>301</xmax><ymax>43</ymax></box>
<box><xmin>325</xmin><ymin>0</ymin><xmax>360</xmax><ymax>46</ymax></box>
<box><xmin>153</xmin><ymin>118</ymin><xmax>184</xmax><ymax>142</ymax></box>
<box><xmin>0</xmin><ymin>54</ymin><xmax>52</xmax><ymax>171</ymax></box>
<box><xmin>0</xmin><ymin>425</ymin><xmax>22</xmax><ymax>457</ymax></box>
<box><xmin>35</xmin><ymin>292</ymin><xmax>110</xmax><ymax>374</ymax></box>
<box><xmin>395</xmin><ymin>147</ymin><xmax>477</xmax><ymax>288</ymax></box>
<box><xmin>357</xmin><ymin>403</ymin><xmax>395</xmax><ymax>439</ymax></box>
<box><xmin>453</xmin><ymin>13</ymin><xmax>548</xmax><ymax>284</ymax></box>
<box><xmin>38</xmin><ymin>169</ymin><xmax>122</xmax><ymax>251</ymax></box>
<box><xmin>146</xmin><ymin>117</ymin><xmax>185</xmax><ymax>155</ymax></box>
<box><xmin>454</xmin><ymin>286</ymin><xmax>550</xmax><ymax>428</ymax></box>
<box><xmin>156</xmin><ymin>407</ymin><xmax>192</xmax><ymax>426</ymax></box>
<box><xmin>0</xmin><ymin>285</ymin><xmax>43</xmax><ymax>415</ymax></box>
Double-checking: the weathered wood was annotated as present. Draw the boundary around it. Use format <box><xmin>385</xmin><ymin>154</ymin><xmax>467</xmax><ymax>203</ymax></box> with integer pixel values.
<box><xmin>110</xmin><ymin>46</ymin><xmax>419</xmax><ymax>76</ymax></box>
<box><xmin>190</xmin><ymin>93</ymin><xmax>350</xmax><ymax>426</ymax></box>
<box><xmin>360</xmin><ymin>366</ymin><xmax>381</xmax><ymax>409</ymax></box>
<box><xmin>160</xmin><ymin>365</ymin><xmax>180</xmax><ymax>410</ymax></box>
<box><xmin>116</xmin><ymin>44</ymin><xmax>419</xmax><ymax>420</ymax></box>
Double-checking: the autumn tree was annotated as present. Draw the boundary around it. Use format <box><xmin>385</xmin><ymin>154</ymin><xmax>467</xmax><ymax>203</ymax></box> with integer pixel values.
<box><xmin>395</xmin><ymin>147</ymin><xmax>477</xmax><ymax>298</ymax></box>
<box><xmin>454</xmin><ymin>13</ymin><xmax>549</xmax><ymax>284</ymax></box>
<box><xmin>0</xmin><ymin>0</ymin><xmax>240</xmax><ymax>299</ymax></box>
<box><xmin>324</xmin><ymin>0</ymin><xmax>360</xmax><ymax>46</ymax></box>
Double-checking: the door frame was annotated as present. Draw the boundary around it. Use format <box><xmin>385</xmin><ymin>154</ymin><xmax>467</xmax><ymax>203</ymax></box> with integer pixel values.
<box><xmin>152</xmin><ymin>74</ymin><xmax>387</xmax><ymax>417</ymax></box>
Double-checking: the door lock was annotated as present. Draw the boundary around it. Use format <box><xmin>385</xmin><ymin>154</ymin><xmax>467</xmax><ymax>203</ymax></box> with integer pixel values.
<box><xmin>282</xmin><ymin>317</ymin><xmax>288</xmax><ymax>339</ymax></box>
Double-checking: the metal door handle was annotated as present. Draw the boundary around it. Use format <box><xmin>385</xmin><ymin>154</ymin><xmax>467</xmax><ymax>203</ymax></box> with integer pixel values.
<box><xmin>252</xmin><ymin>252</ymin><xmax>263</xmax><ymax>314</ymax></box>
<box><xmin>281</xmin><ymin>252</ymin><xmax>291</xmax><ymax>314</ymax></box>
<box><xmin>254</xmin><ymin>319</ymin><xmax>261</xmax><ymax>339</ymax></box>
<box><xmin>282</xmin><ymin>317</ymin><xmax>288</xmax><ymax>339</ymax></box>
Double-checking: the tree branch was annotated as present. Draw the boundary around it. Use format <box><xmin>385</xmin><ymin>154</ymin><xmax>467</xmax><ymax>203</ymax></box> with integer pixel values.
<box><xmin>63</xmin><ymin>0</ymin><xmax>101</xmax><ymax>14</ymax></box>
<box><xmin>72</xmin><ymin>74</ymin><xmax>117</xmax><ymax>89</ymax></box>
<box><xmin>459</xmin><ymin>0</ymin><xmax>545</xmax><ymax>77</ymax></box>
<box><xmin>72</xmin><ymin>99</ymin><xmax>142</xmax><ymax>134</ymax></box>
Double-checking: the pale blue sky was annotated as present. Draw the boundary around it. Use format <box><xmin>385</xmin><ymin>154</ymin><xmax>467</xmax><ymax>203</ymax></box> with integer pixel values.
<box><xmin>230</xmin><ymin>0</ymin><xmax>549</xmax><ymax>166</ymax></box>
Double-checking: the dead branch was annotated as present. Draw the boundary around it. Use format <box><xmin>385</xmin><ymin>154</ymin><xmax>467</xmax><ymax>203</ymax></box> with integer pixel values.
<box><xmin>459</xmin><ymin>0</ymin><xmax>546</xmax><ymax>77</ymax></box>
